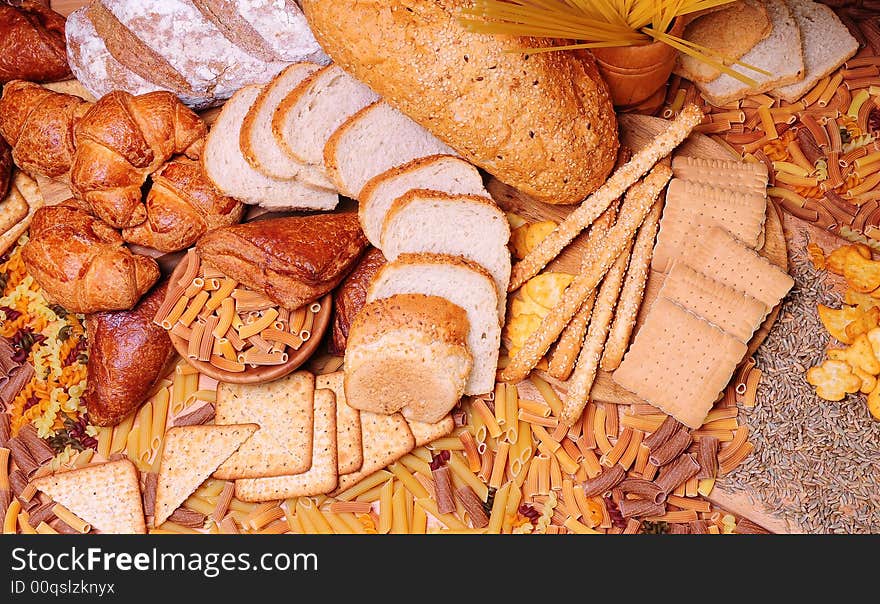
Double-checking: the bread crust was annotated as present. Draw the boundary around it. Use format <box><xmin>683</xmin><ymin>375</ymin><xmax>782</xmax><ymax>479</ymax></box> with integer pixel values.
<box><xmin>348</xmin><ymin>293</ymin><xmax>470</xmax><ymax>347</ymax></box>
<box><xmin>330</xmin><ymin>247</ymin><xmax>386</xmax><ymax>355</ymax></box>
<box><xmin>0</xmin><ymin>2</ymin><xmax>71</xmax><ymax>84</ymax></box>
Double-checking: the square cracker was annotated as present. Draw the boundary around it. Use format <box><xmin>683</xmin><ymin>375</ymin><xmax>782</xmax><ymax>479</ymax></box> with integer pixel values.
<box><xmin>33</xmin><ymin>459</ymin><xmax>145</xmax><ymax>534</ymax></box>
<box><xmin>661</xmin><ymin>262</ymin><xmax>769</xmax><ymax>343</ymax></box>
<box><xmin>235</xmin><ymin>389</ymin><xmax>338</xmax><ymax>502</ymax></box>
<box><xmin>214</xmin><ymin>371</ymin><xmax>315</xmax><ymax>479</ymax></box>
<box><xmin>332</xmin><ymin>411</ymin><xmax>415</xmax><ymax>495</ymax></box>
<box><xmin>407</xmin><ymin>415</ymin><xmax>455</xmax><ymax>447</ymax></box>
<box><xmin>684</xmin><ymin>226</ymin><xmax>794</xmax><ymax>309</ymax></box>
<box><xmin>316</xmin><ymin>371</ymin><xmax>363</xmax><ymax>474</ymax></box>
<box><xmin>613</xmin><ymin>298</ymin><xmax>748</xmax><ymax>428</ymax></box>
<box><xmin>671</xmin><ymin>156</ymin><xmax>769</xmax><ymax>192</ymax></box>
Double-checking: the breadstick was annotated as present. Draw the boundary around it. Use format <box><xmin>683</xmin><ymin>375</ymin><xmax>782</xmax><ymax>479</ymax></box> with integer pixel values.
<box><xmin>501</xmin><ymin>164</ymin><xmax>673</xmax><ymax>384</ymax></box>
<box><xmin>509</xmin><ymin>105</ymin><xmax>702</xmax><ymax>292</ymax></box>
<box><xmin>600</xmin><ymin>197</ymin><xmax>663</xmax><ymax>371</ymax></box>
<box><xmin>561</xmin><ymin>238</ymin><xmax>634</xmax><ymax>425</ymax></box>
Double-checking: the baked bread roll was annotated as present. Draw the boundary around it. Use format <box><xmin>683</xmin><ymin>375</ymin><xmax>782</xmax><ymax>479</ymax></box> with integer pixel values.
<box><xmin>0</xmin><ymin>1</ymin><xmax>71</xmax><ymax>84</ymax></box>
<box><xmin>121</xmin><ymin>157</ymin><xmax>244</xmax><ymax>253</ymax></box>
<box><xmin>196</xmin><ymin>212</ymin><xmax>369</xmax><ymax>309</ymax></box>
<box><xmin>344</xmin><ymin>294</ymin><xmax>472</xmax><ymax>423</ymax></box>
<box><xmin>330</xmin><ymin>247</ymin><xmax>386</xmax><ymax>355</ymax></box>
<box><xmin>84</xmin><ymin>281</ymin><xmax>176</xmax><ymax>426</ymax></box>
<box><xmin>22</xmin><ymin>199</ymin><xmax>160</xmax><ymax>313</ymax></box>
<box><xmin>300</xmin><ymin>0</ymin><xmax>618</xmax><ymax>205</ymax></box>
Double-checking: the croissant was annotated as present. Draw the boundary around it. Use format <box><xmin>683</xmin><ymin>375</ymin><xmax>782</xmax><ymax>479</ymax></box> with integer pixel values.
<box><xmin>0</xmin><ymin>1</ymin><xmax>71</xmax><ymax>84</ymax></box>
<box><xmin>121</xmin><ymin>157</ymin><xmax>244</xmax><ymax>252</ymax></box>
<box><xmin>22</xmin><ymin>199</ymin><xmax>160</xmax><ymax>313</ymax></box>
<box><xmin>71</xmin><ymin>90</ymin><xmax>207</xmax><ymax>228</ymax></box>
<box><xmin>0</xmin><ymin>80</ymin><xmax>91</xmax><ymax>178</ymax></box>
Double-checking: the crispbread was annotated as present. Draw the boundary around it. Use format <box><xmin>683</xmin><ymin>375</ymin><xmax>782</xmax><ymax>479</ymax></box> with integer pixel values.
<box><xmin>0</xmin><ymin>172</ymin><xmax>45</xmax><ymax>257</ymax></box>
<box><xmin>333</xmin><ymin>411</ymin><xmax>415</xmax><ymax>494</ymax></box>
<box><xmin>684</xmin><ymin>226</ymin><xmax>794</xmax><ymax>309</ymax></box>
<box><xmin>612</xmin><ymin>298</ymin><xmax>748</xmax><ymax>428</ymax></box>
<box><xmin>315</xmin><ymin>371</ymin><xmax>363</xmax><ymax>474</ymax></box>
<box><xmin>155</xmin><ymin>424</ymin><xmax>257</xmax><ymax>527</ymax></box>
<box><xmin>0</xmin><ymin>182</ymin><xmax>29</xmax><ymax>235</ymax></box>
<box><xmin>214</xmin><ymin>371</ymin><xmax>315</xmax><ymax>479</ymax></box>
<box><xmin>660</xmin><ymin>262</ymin><xmax>769</xmax><ymax>343</ymax></box>
<box><xmin>670</xmin><ymin>156</ymin><xmax>769</xmax><ymax>192</ymax></box>
<box><xmin>407</xmin><ymin>415</ymin><xmax>455</xmax><ymax>447</ymax></box>
<box><xmin>234</xmin><ymin>389</ymin><xmax>338</xmax><ymax>501</ymax></box>
<box><xmin>33</xmin><ymin>460</ymin><xmax>145</xmax><ymax>534</ymax></box>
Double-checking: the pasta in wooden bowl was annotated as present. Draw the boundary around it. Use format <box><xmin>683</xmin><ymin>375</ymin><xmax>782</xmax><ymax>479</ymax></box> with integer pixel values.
<box><xmin>154</xmin><ymin>249</ymin><xmax>331</xmax><ymax>384</ymax></box>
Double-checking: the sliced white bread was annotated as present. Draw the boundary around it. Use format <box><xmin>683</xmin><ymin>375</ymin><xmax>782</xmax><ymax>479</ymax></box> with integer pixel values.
<box><xmin>240</xmin><ymin>62</ymin><xmax>335</xmax><ymax>189</ymax></box>
<box><xmin>772</xmin><ymin>0</ymin><xmax>859</xmax><ymax>102</ymax></box>
<box><xmin>358</xmin><ymin>155</ymin><xmax>488</xmax><ymax>247</ymax></box>
<box><xmin>367</xmin><ymin>253</ymin><xmax>501</xmax><ymax>396</ymax></box>
<box><xmin>344</xmin><ymin>294</ymin><xmax>473</xmax><ymax>423</ymax></box>
<box><xmin>380</xmin><ymin>190</ymin><xmax>511</xmax><ymax>320</ymax></box>
<box><xmin>324</xmin><ymin>101</ymin><xmax>459</xmax><ymax>199</ymax></box>
<box><xmin>272</xmin><ymin>65</ymin><xmax>380</xmax><ymax>169</ymax></box>
<box><xmin>203</xmin><ymin>85</ymin><xmax>339</xmax><ymax>210</ymax></box>
<box><xmin>695</xmin><ymin>0</ymin><xmax>804</xmax><ymax>106</ymax></box>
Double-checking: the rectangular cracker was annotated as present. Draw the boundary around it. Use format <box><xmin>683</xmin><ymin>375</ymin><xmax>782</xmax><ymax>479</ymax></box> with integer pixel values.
<box><xmin>315</xmin><ymin>371</ymin><xmax>363</xmax><ymax>474</ymax></box>
<box><xmin>407</xmin><ymin>415</ymin><xmax>455</xmax><ymax>447</ymax></box>
<box><xmin>661</xmin><ymin>262</ymin><xmax>769</xmax><ymax>342</ymax></box>
<box><xmin>214</xmin><ymin>371</ymin><xmax>315</xmax><ymax>479</ymax></box>
<box><xmin>235</xmin><ymin>389</ymin><xmax>338</xmax><ymax>502</ymax></box>
<box><xmin>0</xmin><ymin>171</ymin><xmax>45</xmax><ymax>257</ymax></box>
<box><xmin>0</xmin><ymin>184</ymin><xmax>29</xmax><ymax>236</ymax></box>
<box><xmin>684</xmin><ymin>226</ymin><xmax>794</xmax><ymax>309</ymax></box>
<box><xmin>612</xmin><ymin>298</ymin><xmax>748</xmax><ymax>428</ymax></box>
<box><xmin>671</xmin><ymin>156</ymin><xmax>769</xmax><ymax>192</ymax></box>
<box><xmin>332</xmin><ymin>411</ymin><xmax>415</xmax><ymax>495</ymax></box>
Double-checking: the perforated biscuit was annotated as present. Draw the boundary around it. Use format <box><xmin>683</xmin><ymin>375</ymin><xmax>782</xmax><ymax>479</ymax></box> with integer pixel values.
<box><xmin>671</xmin><ymin>155</ymin><xmax>769</xmax><ymax>191</ymax></box>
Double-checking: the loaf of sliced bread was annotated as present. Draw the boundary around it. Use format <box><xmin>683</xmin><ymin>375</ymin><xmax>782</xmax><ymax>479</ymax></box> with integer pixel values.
<box><xmin>772</xmin><ymin>0</ymin><xmax>858</xmax><ymax>102</ymax></box>
<box><xmin>344</xmin><ymin>294</ymin><xmax>473</xmax><ymax>423</ymax></box>
<box><xmin>240</xmin><ymin>62</ymin><xmax>334</xmax><ymax>189</ymax></box>
<box><xmin>203</xmin><ymin>85</ymin><xmax>339</xmax><ymax>210</ymax></box>
<box><xmin>272</xmin><ymin>65</ymin><xmax>380</xmax><ymax>169</ymax></box>
<box><xmin>380</xmin><ymin>190</ymin><xmax>510</xmax><ymax>320</ymax></box>
<box><xmin>367</xmin><ymin>253</ymin><xmax>501</xmax><ymax>396</ymax></box>
<box><xmin>324</xmin><ymin>102</ymin><xmax>458</xmax><ymax>199</ymax></box>
<box><xmin>358</xmin><ymin>155</ymin><xmax>488</xmax><ymax>248</ymax></box>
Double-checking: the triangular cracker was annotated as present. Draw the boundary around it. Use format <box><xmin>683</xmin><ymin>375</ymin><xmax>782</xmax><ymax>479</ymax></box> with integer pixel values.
<box><xmin>407</xmin><ymin>415</ymin><xmax>454</xmax><ymax>447</ymax></box>
<box><xmin>33</xmin><ymin>459</ymin><xmax>145</xmax><ymax>534</ymax></box>
<box><xmin>155</xmin><ymin>424</ymin><xmax>257</xmax><ymax>527</ymax></box>
<box><xmin>316</xmin><ymin>371</ymin><xmax>363</xmax><ymax>474</ymax></box>
<box><xmin>214</xmin><ymin>371</ymin><xmax>315</xmax><ymax>479</ymax></box>
<box><xmin>235</xmin><ymin>389</ymin><xmax>338</xmax><ymax>502</ymax></box>
<box><xmin>333</xmin><ymin>411</ymin><xmax>415</xmax><ymax>495</ymax></box>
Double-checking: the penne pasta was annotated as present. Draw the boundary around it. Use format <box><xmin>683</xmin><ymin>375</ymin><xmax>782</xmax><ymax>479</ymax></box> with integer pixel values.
<box><xmin>96</xmin><ymin>426</ymin><xmax>113</xmax><ymax>460</ymax></box>
<box><xmin>335</xmin><ymin>470</ymin><xmax>393</xmax><ymax>501</ymax></box>
<box><xmin>111</xmin><ymin>411</ymin><xmax>135</xmax><ymax>455</ymax></box>
<box><xmin>486</xmin><ymin>482</ymin><xmax>511</xmax><ymax>535</ymax></box>
<box><xmin>391</xmin><ymin>483</ymin><xmax>407</xmax><ymax>534</ymax></box>
<box><xmin>136</xmin><ymin>402</ymin><xmax>153</xmax><ymax>464</ymax></box>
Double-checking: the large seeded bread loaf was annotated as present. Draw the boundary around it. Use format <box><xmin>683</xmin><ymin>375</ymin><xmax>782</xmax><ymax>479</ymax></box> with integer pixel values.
<box><xmin>368</xmin><ymin>253</ymin><xmax>501</xmax><ymax>396</ymax></box>
<box><xmin>203</xmin><ymin>85</ymin><xmax>339</xmax><ymax>210</ymax></box>
<box><xmin>359</xmin><ymin>154</ymin><xmax>488</xmax><ymax>248</ymax></box>
<box><xmin>344</xmin><ymin>294</ymin><xmax>472</xmax><ymax>423</ymax></box>
<box><xmin>324</xmin><ymin>101</ymin><xmax>458</xmax><ymax>199</ymax></box>
<box><xmin>300</xmin><ymin>0</ymin><xmax>618</xmax><ymax>205</ymax></box>
<box><xmin>380</xmin><ymin>190</ymin><xmax>511</xmax><ymax>320</ymax></box>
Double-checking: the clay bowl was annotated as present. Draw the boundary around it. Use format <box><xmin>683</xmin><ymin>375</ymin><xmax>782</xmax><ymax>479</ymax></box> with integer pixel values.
<box><xmin>166</xmin><ymin>255</ymin><xmax>332</xmax><ymax>384</ymax></box>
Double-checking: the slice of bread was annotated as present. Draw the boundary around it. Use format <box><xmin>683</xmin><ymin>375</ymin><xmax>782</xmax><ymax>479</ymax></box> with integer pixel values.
<box><xmin>272</xmin><ymin>65</ymin><xmax>380</xmax><ymax>168</ymax></box>
<box><xmin>695</xmin><ymin>0</ymin><xmax>804</xmax><ymax>106</ymax></box>
<box><xmin>324</xmin><ymin>101</ymin><xmax>458</xmax><ymax>199</ymax></box>
<box><xmin>344</xmin><ymin>294</ymin><xmax>473</xmax><ymax>423</ymax></box>
<box><xmin>380</xmin><ymin>190</ymin><xmax>511</xmax><ymax>320</ymax></box>
<box><xmin>358</xmin><ymin>154</ymin><xmax>488</xmax><ymax>247</ymax></box>
<box><xmin>367</xmin><ymin>253</ymin><xmax>501</xmax><ymax>396</ymax></box>
<box><xmin>240</xmin><ymin>62</ymin><xmax>335</xmax><ymax>188</ymax></box>
<box><xmin>772</xmin><ymin>0</ymin><xmax>859</xmax><ymax>102</ymax></box>
<box><xmin>203</xmin><ymin>85</ymin><xmax>339</xmax><ymax>210</ymax></box>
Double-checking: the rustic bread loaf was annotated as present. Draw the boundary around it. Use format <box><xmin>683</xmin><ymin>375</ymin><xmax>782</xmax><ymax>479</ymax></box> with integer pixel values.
<box><xmin>345</xmin><ymin>294</ymin><xmax>473</xmax><ymax>423</ymax></box>
<box><xmin>300</xmin><ymin>0</ymin><xmax>618</xmax><ymax>205</ymax></box>
<box><xmin>367</xmin><ymin>253</ymin><xmax>501</xmax><ymax>396</ymax></box>
<box><xmin>359</xmin><ymin>155</ymin><xmax>488</xmax><ymax>248</ymax></box>
<box><xmin>324</xmin><ymin>101</ymin><xmax>458</xmax><ymax>199</ymax></box>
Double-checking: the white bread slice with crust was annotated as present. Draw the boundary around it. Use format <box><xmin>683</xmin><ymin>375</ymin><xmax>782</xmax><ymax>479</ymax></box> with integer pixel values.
<box><xmin>324</xmin><ymin>102</ymin><xmax>458</xmax><ymax>199</ymax></box>
<box><xmin>772</xmin><ymin>0</ymin><xmax>858</xmax><ymax>102</ymax></box>
<box><xmin>240</xmin><ymin>62</ymin><xmax>335</xmax><ymax>189</ymax></box>
<box><xmin>203</xmin><ymin>85</ymin><xmax>339</xmax><ymax>210</ymax></box>
<box><xmin>358</xmin><ymin>155</ymin><xmax>488</xmax><ymax>248</ymax></box>
<box><xmin>344</xmin><ymin>294</ymin><xmax>472</xmax><ymax>423</ymax></box>
<box><xmin>272</xmin><ymin>65</ymin><xmax>380</xmax><ymax>168</ymax></box>
<box><xmin>380</xmin><ymin>190</ymin><xmax>511</xmax><ymax>320</ymax></box>
<box><xmin>368</xmin><ymin>253</ymin><xmax>501</xmax><ymax>396</ymax></box>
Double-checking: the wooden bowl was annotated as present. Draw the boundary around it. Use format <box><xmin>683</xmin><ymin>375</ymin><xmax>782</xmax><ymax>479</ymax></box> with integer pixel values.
<box><xmin>166</xmin><ymin>256</ymin><xmax>332</xmax><ymax>384</ymax></box>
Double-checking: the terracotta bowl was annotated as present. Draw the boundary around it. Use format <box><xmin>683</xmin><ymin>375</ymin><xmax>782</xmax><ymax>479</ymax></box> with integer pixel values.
<box><xmin>166</xmin><ymin>255</ymin><xmax>332</xmax><ymax>384</ymax></box>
